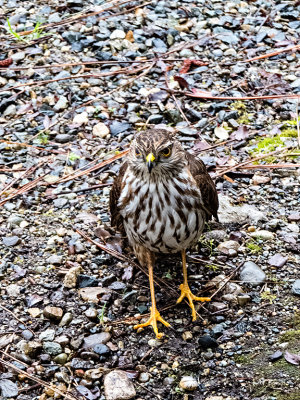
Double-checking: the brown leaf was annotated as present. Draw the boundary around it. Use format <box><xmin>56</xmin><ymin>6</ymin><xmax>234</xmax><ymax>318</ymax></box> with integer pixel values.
<box><xmin>179</xmin><ymin>59</ymin><xmax>208</xmax><ymax>74</ymax></box>
<box><xmin>174</xmin><ymin>75</ymin><xmax>189</xmax><ymax>89</ymax></box>
<box><xmin>231</xmin><ymin>125</ymin><xmax>249</xmax><ymax>141</ymax></box>
<box><xmin>0</xmin><ymin>58</ymin><xmax>13</xmax><ymax>67</ymax></box>
<box><xmin>94</xmin><ymin>227</ymin><xmax>111</xmax><ymax>241</ymax></box>
<box><xmin>284</xmin><ymin>350</ymin><xmax>300</xmax><ymax>365</ymax></box>
<box><xmin>125</xmin><ymin>30</ymin><xmax>134</xmax><ymax>42</ymax></box>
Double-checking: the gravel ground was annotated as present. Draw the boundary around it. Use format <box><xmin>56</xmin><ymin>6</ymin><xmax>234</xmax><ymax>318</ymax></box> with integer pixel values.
<box><xmin>0</xmin><ymin>1</ymin><xmax>300</xmax><ymax>399</ymax></box>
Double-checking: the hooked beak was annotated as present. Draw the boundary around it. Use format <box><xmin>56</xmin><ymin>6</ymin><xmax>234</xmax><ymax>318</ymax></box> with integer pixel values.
<box><xmin>146</xmin><ymin>153</ymin><xmax>155</xmax><ymax>173</ymax></box>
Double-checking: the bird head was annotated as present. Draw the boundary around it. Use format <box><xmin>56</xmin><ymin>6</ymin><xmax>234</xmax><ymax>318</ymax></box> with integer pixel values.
<box><xmin>128</xmin><ymin>129</ymin><xmax>186</xmax><ymax>175</ymax></box>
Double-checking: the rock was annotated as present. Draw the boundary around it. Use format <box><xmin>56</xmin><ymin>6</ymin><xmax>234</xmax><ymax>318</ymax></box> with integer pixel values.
<box><xmin>110</xmin><ymin>121</ymin><xmax>130</xmax><ymax>136</ymax></box>
<box><xmin>55</xmin><ymin>134</ymin><xmax>73</xmax><ymax>143</ymax></box>
<box><xmin>78</xmin><ymin>274</ymin><xmax>99</xmax><ymax>288</ymax></box>
<box><xmin>2</xmin><ymin>236</ymin><xmax>21</xmax><ymax>246</ymax></box>
<box><xmin>54</xmin><ymin>96</ymin><xmax>68</xmax><ymax>111</ymax></box>
<box><xmin>179</xmin><ymin>376</ymin><xmax>198</xmax><ymax>391</ymax></box>
<box><xmin>104</xmin><ymin>370</ymin><xmax>136</xmax><ymax>400</ymax></box>
<box><xmin>252</xmin><ymin>174</ymin><xmax>271</xmax><ymax>185</ymax></box>
<box><xmin>93</xmin><ymin>343</ymin><xmax>110</xmax><ymax>356</ymax></box>
<box><xmin>28</xmin><ymin>308</ymin><xmax>41</xmax><ymax>318</ymax></box>
<box><xmin>47</xmin><ymin>254</ymin><xmax>63</xmax><ymax>264</ymax></box>
<box><xmin>291</xmin><ymin>280</ymin><xmax>300</xmax><ymax>296</ymax></box>
<box><xmin>73</xmin><ymin>111</ymin><xmax>88</xmax><ymax>125</ymax></box>
<box><xmin>84</xmin><ymin>308</ymin><xmax>98</xmax><ymax>320</ymax></box>
<box><xmin>3</xmin><ymin>104</ymin><xmax>17</xmax><ymax>117</ymax></box>
<box><xmin>6</xmin><ymin>283</ymin><xmax>20</xmax><ymax>297</ymax></box>
<box><xmin>39</xmin><ymin>329</ymin><xmax>55</xmax><ymax>341</ymax></box>
<box><xmin>288</xmin><ymin>212</ymin><xmax>300</xmax><ymax>222</ymax></box>
<box><xmin>54</xmin><ymin>353</ymin><xmax>68</xmax><ymax>365</ymax></box>
<box><xmin>217</xmin><ymin>240</ymin><xmax>240</xmax><ymax>255</ymax></box>
<box><xmin>93</xmin><ymin>122</ymin><xmax>110</xmax><ymax>138</ymax></box>
<box><xmin>70</xmin><ymin>358</ymin><xmax>94</xmax><ymax>369</ymax></box>
<box><xmin>204</xmin><ymin>230</ymin><xmax>228</xmax><ymax>243</ymax></box>
<box><xmin>268</xmin><ymin>254</ymin><xmax>288</xmax><ymax>268</ymax></box>
<box><xmin>0</xmin><ymin>379</ymin><xmax>18</xmax><ymax>398</ymax></box>
<box><xmin>237</xmin><ymin>294</ymin><xmax>251</xmax><ymax>306</ymax></box>
<box><xmin>269</xmin><ymin>350</ymin><xmax>283</xmax><ymax>362</ymax></box>
<box><xmin>79</xmin><ymin>287</ymin><xmax>111</xmax><ymax>303</ymax></box>
<box><xmin>64</xmin><ymin>266</ymin><xmax>82</xmax><ymax>288</ymax></box>
<box><xmin>138</xmin><ymin>372</ymin><xmax>150</xmax><ymax>383</ymax></box>
<box><xmin>53</xmin><ymin>198</ymin><xmax>68</xmax><ymax>208</ymax></box>
<box><xmin>291</xmin><ymin>78</ymin><xmax>300</xmax><ymax>89</ymax></box>
<box><xmin>198</xmin><ymin>335</ymin><xmax>218</xmax><ymax>349</ymax></box>
<box><xmin>83</xmin><ymin>332</ymin><xmax>111</xmax><ymax>348</ymax></box>
<box><xmin>240</xmin><ymin>261</ymin><xmax>266</xmax><ymax>286</ymax></box>
<box><xmin>23</xmin><ymin>341</ymin><xmax>42</xmax><ymax>357</ymax></box>
<box><xmin>218</xmin><ymin>195</ymin><xmax>266</xmax><ymax>224</ymax></box>
<box><xmin>43</xmin><ymin>306</ymin><xmax>63</xmax><ymax>321</ymax></box>
<box><xmin>43</xmin><ymin>341</ymin><xmax>62</xmax><ymax>355</ymax></box>
<box><xmin>59</xmin><ymin>312</ymin><xmax>73</xmax><ymax>327</ymax></box>
<box><xmin>249</xmin><ymin>230</ymin><xmax>275</xmax><ymax>241</ymax></box>
<box><xmin>110</xmin><ymin>29</ymin><xmax>126</xmax><ymax>39</ymax></box>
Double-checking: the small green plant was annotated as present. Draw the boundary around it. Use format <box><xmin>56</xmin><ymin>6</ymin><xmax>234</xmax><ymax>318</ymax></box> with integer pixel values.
<box><xmin>68</xmin><ymin>152</ymin><xmax>80</xmax><ymax>162</ymax></box>
<box><xmin>7</xmin><ymin>18</ymin><xmax>45</xmax><ymax>42</ymax></box>
<box><xmin>246</xmin><ymin>241</ymin><xmax>262</xmax><ymax>254</ymax></box>
<box><xmin>205</xmin><ymin>264</ymin><xmax>219</xmax><ymax>272</ymax></box>
<box><xmin>260</xmin><ymin>290</ymin><xmax>276</xmax><ymax>304</ymax></box>
<box><xmin>198</xmin><ymin>236</ymin><xmax>216</xmax><ymax>256</ymax></box>
<box><xmin>37</xmin><ymin>132</ymin><xmax>49</xmax><ymax>144</ymax></box>
<box><xmin>98</xmin><ymin>302</ymin><xmax>107</xmax><ymax>325</ymax></box>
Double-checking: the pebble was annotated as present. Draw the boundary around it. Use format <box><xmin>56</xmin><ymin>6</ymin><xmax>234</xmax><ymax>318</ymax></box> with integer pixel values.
<box><xmin>138</xmin><ymin>372</ymin><xmax>150</xmax><ymax>382</ymax></box>
<box><xmin>179</xmin><ymin>376</ymin><xmax>198</xmax><ymax>391</ymax></box>
<box><xmin>217</xmin><ymin>240</ymin><xmax>240</xmax><ymax>255</ymax></box>
<box><xmin>59</xmin><ymin>312</ymin><xmax>73</xmax><ymax>326</ymax></box>
<box><xmin>39</xmin><ymin>329</ymin><xmax>55</xmax><ymax>341</ymax></box>
<box><xmin>93</xmin><ymin>122</ymin><xmax>110</xmax><ymax>138</ymax></box>
<box><xmin>291</xmin><ymin>280</ymin><xmax>300</xmax><ymax>296</ymax></box>
<box><xmin>83</xmin><ymin>332</ymin><xmax>111</xmax><ymax>348</ymax></box>
<box><xmin>249</xmin><ymin>230</ymin><xmax>275</xmax><ymax>241</ymax></box>
<box><xmin>54</xmin><ymin>96</ymin><xmax>69</xmax><ymax>111</ymax></box>
<box><xmin>0</xmin><ymin>379</ymin><xmax>19</xmax><ymax>397</ymax></box>
<box><xmin>6</xmin><ymin>284</ymin><xmax>20</xmax><ymax>297</ymax></box>
<box><xmin>43</xmin><ymin>306</ymin><xmax>64</xmax><ymax>321</ymax></box>
<box><xmin>110</xmin><ymin>29</ymin><xmax>126</xmax><ymax>39</ymax></box>
<box><xmin>3</xmin><ymin>104</ymin><xmax>17</xmax><ymax>117</ymax></box>
<box><xmin>104</xmin><ymin>370</ymin><xmax>136</xmax><ymax>400</ymax></box>
<box><xmin>2</xmin><ymin>236</ymin><xmax>20</xmax><ymax>246</ymax></box>
<box><xmin>237</xmin><ymin>294</ymin><xmax>251</xmax><ymax>306</ymax></box>
<box><xmin>240</xmin><ymin>261</ymin><xmax>266</xmax><ymax>286</ymax></box>
<box><xmin>47</xmin><ymin>254</ymin><xmax>63</xmax><ymax>264</ymax></box>
<box><xmin>79</xmin><ymin>287</ymin><xmax>111</xmax><ymax>303</ymax></box>
<box><xmin>73</xmin><ymin>111</ymin><xmax>89</xmax><ymax>125</ymax></box>
<box><xmin>64</xmin><ymin>265</ymin><xmax>82</xmax><ymax>288</ymax></box>
<box><xmin>42</xmin><ymin>341</ymin><xmax>62</xmax><ymax>355</ymax></box>
<box><xmin>268</xmin><ymin>254</ymin><xmax>288</xmax><ymax>268</ymax></box>
<box><xmin>198</xmin><ymin>335</ymin><xmax>218</xmax><ymax>349</ymax></box>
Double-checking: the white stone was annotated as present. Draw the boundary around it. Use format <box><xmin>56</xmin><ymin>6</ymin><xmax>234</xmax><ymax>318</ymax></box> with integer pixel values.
<box><xmin>110</xmin><ymin>30</ymin><xmax>126</xmax><ymax>40</ymax></box>
<box><xmin>93</xmin><ymin>122</ymin><xmax>110</xmax><ymax>138</ymax></box>
<box><xmin>104</xmin><ymin>370</ymin><xmax>136</xmax><ymax>400</ymax></box>
<box><xmin>73</xmin><ymin>111</ymin><xmax>88</xmax><ymax>125</ymax></box>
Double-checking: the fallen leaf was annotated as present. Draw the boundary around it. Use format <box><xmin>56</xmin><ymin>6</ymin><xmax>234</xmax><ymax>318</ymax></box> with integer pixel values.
<box><xmin>284</xmin><ymin>350</ymin><xmax>300</xmax><ymax>365</ymax></box>
<box><xmin>76</xmin><ymin>385</ymin><xmax>97</xmax><ymax>400</ymax></box>
<box><xmin>231</xmin><ymin>125</ymin><xmax>249</xmax><ymax>140</ymax></box>
<box><xmin>215</xmin><ymin>126</ymin><xmax>229</xmax><ymax>140</ymax></box>
<box><xmin>179</xmin><ymin>59</ymin><xmax>208</xmax><ymax>74</ymax></box>
<box><xmin>174</xmin><ymin>75</ymin><xmax>189</xmax><ymax>89</ymax></box>
<box><xmin>94</xmin><ymin>227</ymin><xmax>111</xmax><ymax>241</ymax></box>
<box><xmin>125</xmin><ymin>30</ymin><xmax>134</xmax><ymax>42</ymax></box>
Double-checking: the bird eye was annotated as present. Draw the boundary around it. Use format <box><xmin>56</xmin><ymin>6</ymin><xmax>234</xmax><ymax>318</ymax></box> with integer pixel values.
<box><xmin>161</xmin><ymin>147</ymin><xmax>171</xmax><ymax>157</ymax></box>
<box><xmin>135</xmin><ymin>150</ymin><xmax>142</xmax><ymax>157</ymax></box>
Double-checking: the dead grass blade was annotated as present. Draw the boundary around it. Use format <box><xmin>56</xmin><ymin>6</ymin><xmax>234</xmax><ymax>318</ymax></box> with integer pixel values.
<box><xmin>216</xmin><ymin>145</ymin><xmax>295</xmax><ymax>177</ymax></box>
<box><xmin>187</xmin><ymin>90</ymin><xmax>300</xmax><ymax>101</ymax></box>
<box><xmin>53</xmin><ymin>150</ymin><xmax>129</xmax><ymax>184</ymax></box>
<box><xmin>243</xmin><ymin>44</ymin><xmax>300</xmax><ymax>63</ymax></box>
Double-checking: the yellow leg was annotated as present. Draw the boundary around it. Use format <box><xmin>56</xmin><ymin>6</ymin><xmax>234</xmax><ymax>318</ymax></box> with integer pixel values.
<box><xmin>177</xmin><ymin>250</ymin><xmax>211</xmax><ymax>321</ymax></box>
<box><xmin>134</xmin><ymin>252</ymin><xmax>170</xmax><ymax>339</ymax></box>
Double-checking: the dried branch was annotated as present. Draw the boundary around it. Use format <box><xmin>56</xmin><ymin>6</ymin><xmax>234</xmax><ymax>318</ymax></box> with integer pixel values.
<box><xmin>243</xmin><ymin>44</ymin><xmax>300</xmax><ymax>63</ymax></box>
<box><xmin>187</xmin><ymin>90</ymin><xmax>300</xmax><ymax>101</ymax></box>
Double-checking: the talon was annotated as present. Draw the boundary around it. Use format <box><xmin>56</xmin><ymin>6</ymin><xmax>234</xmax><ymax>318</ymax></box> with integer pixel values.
<box><xmin>177</xmin><ymin>283</ymin><xmax>210</xmax><ymax>321</ymax></box>
<box><xmin>134</xmin><ymin>307</ymin><xmax>170</xmax><ymax>338</ymax></box>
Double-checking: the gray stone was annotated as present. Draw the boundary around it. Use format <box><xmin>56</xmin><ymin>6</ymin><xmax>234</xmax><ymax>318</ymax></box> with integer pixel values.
<box><xmin>3</xmin><ymin>104</ymin><xmax>16</xmax><ymax>116</ymax></box>
<box><xmin>250</xmin><ymin>230</ymin><xmax>275</xmax><ymax>241</ymax></box>
<box><xmin>291</xmin><ymin>280</ymin><xmax>300</xmax><ymax>296</ymax></box>
<box><xmin>39</xmin><ymin>329</ymin><xmax>55</xmax><ymax>341</ymax></box>
<box><xmin>104</xmin><ymin>370</ymin><xmax>136</xmax><ymax>400</ymax></box>
<box><xmin>53</xmin><ymin>198</ymin><xmax>68</xmax><ymax>208</ymax></box>
<box><xmin>59</xmin><ymin>312</ymin><xmax>73</xmax><ymax>326</ymax></box>
<box><xmin>54</xmin><ymin>96</ymin><xmax>69</xmax><ymax>111</ymax></box>
<box><xmin>240</xmin><ymin>261</ymin><xmax>266</xmax><ymax>286</ymax></box>
<box><xmin>218</xmin><ymin>195</ymin><xmax>266</xmax><ymax>224</ymax></box>
<box><xmin>217</xmin><ymin>240</ymin><xmax>240</xmax><ymax>255</ymax></box>
<box><xmin>2</xmin><ymin>236</ymin><xmax>20</xmax><ymax>246</ymax></box>
<box><xmin>43</xmin><ymin>341</ymin><xmax>63</xmax><ymax>355</ymax></box>
<box><xmin>0</xmin><ymin>379</ymin><xmax>18</xmax><ymax>397</ymax></box>
<box><xmin>291</xmin><ymin>78</ymin><xmax>300</xmax><ymax>89</ymax></box>
<box><xmin>47</xmin><ymin>254</ymin><xmax>63</xmax><ymax>264</ymax></box>
<box><xmin>54</xmin><ymin>353</ymin><xmax>68</xmax><ymax>365</ymax></box>
<box><xmin>83</xmin><ymin>332</ymin><xmax>111</xmax><ymax>348</ymax></box>
<box><xmin>55</xmin><ymin>134</ymin><xmax>73</xmax><ymax>143</ymax></box>
<box><xmin>268</xmin><ymin>254</ymin><xmax>288</xmax><ymax>268</ymax></box>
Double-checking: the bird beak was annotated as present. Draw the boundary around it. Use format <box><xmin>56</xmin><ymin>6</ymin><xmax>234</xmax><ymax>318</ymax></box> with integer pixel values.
<box><xmin>146</xmin><ymin>153</ymin><xmax>155</xmax><ymax>173</ymax></box>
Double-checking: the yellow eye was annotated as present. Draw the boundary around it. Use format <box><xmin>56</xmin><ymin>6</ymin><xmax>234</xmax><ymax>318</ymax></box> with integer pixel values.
<box><xmin>161</xmin><ymin>147</ymin><xmax>171</xmax><ymax>157</ymax></box>
<box><xmin>135</xmin><ymin>149</ymin><xmax>142</xmax><ymax>157</ymax></box>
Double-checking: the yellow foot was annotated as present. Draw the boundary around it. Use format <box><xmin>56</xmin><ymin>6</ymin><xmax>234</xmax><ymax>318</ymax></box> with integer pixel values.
<box><xmin>134</xmin><ymin>307</ymin><xmax>171</xmax><ymax>339</ymax></box>
<box><xmin>177</xmin><ymin>283</ymin><xmax>211</xmax><ymax>321</ymax></box>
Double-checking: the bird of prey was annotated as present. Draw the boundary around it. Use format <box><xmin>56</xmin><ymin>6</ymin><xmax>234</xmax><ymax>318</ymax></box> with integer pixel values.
<box><xmin>110</xmin><ymin>129</ymin><xmax>219</xmax><ymax>338</ymax></box>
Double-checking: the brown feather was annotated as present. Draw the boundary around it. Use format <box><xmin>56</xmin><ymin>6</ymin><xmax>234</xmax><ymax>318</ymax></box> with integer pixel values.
<box><xmin>185</xmin><ymin>152</ymin><xmax>219</xmax><ymax>221</ymax></box>
<box><xmin>109</xmin><ymin>161</ymin><xmax>128</xmax><ymax>232</ymax></box>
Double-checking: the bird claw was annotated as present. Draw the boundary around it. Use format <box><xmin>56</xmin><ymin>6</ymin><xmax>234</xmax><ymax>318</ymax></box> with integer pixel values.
<box><xmin>134</xmin><ymin>307</ymin><xmax>171</xmax><ymax>339</ymax></box>
<box><xmin>177</xmin><ymin>283</ymin><xmax>211</xmax><ymax>321</ymax></box>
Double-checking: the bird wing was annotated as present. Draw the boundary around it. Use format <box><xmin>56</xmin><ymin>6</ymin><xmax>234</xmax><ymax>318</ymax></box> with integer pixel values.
<box><xmin>109</xmin><ymin>161</ymin><xmax>128</xmax><ymax>232</ymax></box>
<box><xmin>186</xmin><ymin>152</ymin><xmax>219</xmax><ymax>221</ymax></box>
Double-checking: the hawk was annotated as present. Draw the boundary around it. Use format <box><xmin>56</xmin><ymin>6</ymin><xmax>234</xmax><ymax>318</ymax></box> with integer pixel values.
<box><xmin>110</xmin><ymin>129</ymin><xmax>219</xmax><ymax>338</ymax></box>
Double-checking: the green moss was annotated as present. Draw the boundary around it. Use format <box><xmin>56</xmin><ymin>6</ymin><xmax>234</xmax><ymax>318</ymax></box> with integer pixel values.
<box><xmin>293</xmin><ymin>311</ymin><xmax>300</xmax><ymax>330</ymax></box>
<box><xmin>275</xmin><ymin>391</ymin><xmax>300</xmax><ymax>400</ymax></box>
<box><xmin>261</xmin><ymin>290</ymin><xmax>277</xmax><ymax>304</ymax></box>
<box><xmin>280</xmin><ymin>128</ymin><xmax>298</xmax><ymax>138</ymax></box>
<box><xmin>246</xmin><ymin>241</ymin><xmax>262</xmax><ymax>254</ymax></box>
<box><xmin>279</xmin><ymin>329</ymin><xmax>300</xmax><ymax>344</ymax></box>
<box><xmin>234</xmin><ymin>354</ymin><xmax>253</xmax><ymax>364</ymax></box>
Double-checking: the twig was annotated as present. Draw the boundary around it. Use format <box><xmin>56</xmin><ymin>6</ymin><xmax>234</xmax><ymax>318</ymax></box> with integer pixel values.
<box><xmin>0</xmin><ymin>305</ymin><xmax>34</xmax><ymax>335</ymax></box>
<box><xmin>216</xmin><ymin>145</ymin><xmax>294</xmax><ymax>177</ymax></box>
<box><xmin>0</xmin><ymin>358</ymin><xmax>78</xmax><ymax>400</ymax></box>
<box><xmin>187</xmin><ymin>91</ymin><xmax>300</xmax><ymax>101</ymax></box>
<box><xmin>0</xmin><ymin>65</ymin><xmax>150</xmax><ymax>93</ymax></box>
<box><xmin>243</xmin><ymin>44</ymin><xmax>300</xmax><ymax>63</ymax></box>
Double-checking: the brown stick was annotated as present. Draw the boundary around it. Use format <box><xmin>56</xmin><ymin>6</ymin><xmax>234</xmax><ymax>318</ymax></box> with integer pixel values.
<box><xmin>243</xmin><ymin>44</ymin><xmax>300</xmax><ymax>63</ymax></box>
<box><xmin>187</xmin><ymin>91</ymin><xmax>300</xmax><ymax>101</ymax></box>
